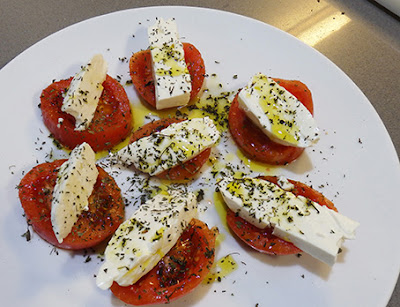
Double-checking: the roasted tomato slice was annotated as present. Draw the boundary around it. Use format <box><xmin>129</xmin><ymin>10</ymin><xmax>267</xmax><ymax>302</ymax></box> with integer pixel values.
<box><xmin>18</xmin><ymin>159</ymin><xmax>125</xmax><ymax>250</ymax></box>
<box><xmin>129</xmin><ymin>118</ymin><xmax>211</xmax><ymax>180</ymax></box>
<box><xmin>226</xmin><ymin>176</ymin><xmax>337</xmax><ymax>255</ymax></box>
<box><xmin>129</xmin><ymin>43</ymin><xmax>205</xmax><ymax>108</ymax></box>
<box><xmin>228</xmin><ymin>79</ymin><xmax>314</xmax><ymax>165</ymax></box>
<box><xmin>40</xmin><ymin>75</ymin><xmax>132</xmax><ymax>152</ymax></box>
<box><xmin>110</xmin><ymin>219</ymin><xmax>218</xmax><ymax>305</ymax></box>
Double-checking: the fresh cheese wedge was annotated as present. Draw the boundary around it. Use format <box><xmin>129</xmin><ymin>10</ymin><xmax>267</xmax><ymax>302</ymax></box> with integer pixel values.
<box><xmin>117</xmin><ymin>117</ymin><xmax>220</xmax><ymax>176</ymax></box>
<box><xmin>51</xmin><ymin>142</ymin><xmax>98</xmax><ymax>243</ymax></box>
<box><xmin>96</xmin><ymin>190</ymin><xmax>197</xmax><ymax>290</ymax></box>
<box><xmin>148</xmin><ymin>18</ymin><xmax>192</xmax><ymax>110</ymax></box>
<box><xmin>62</xmin><ymin>54</ymin><xmax>108</xmax><ymax>131</ymax></box>
<box><xmin>218</xmin><ymin>177</ymin><xmax>359</xmax><ymax>266</ymax></box>
<box><xmin>238</xmin><ymin>73</ymin><xmax>319</xmax><ymax>148</ymax></box>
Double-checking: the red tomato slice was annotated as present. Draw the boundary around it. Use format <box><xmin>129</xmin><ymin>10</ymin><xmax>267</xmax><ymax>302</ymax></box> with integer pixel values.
<box><xmin>110</xmin><ymin>219</ymin><xmax>218</xmax><ymax>305</ymax></box>
<box><xmin>40</xmin><ymin>75</ymin><xmax>132</xmax><ymax>152</ymax></box>
<box><xmin>259</xmin><ymin>176</ymin><xmax>337</xmax><ymax>212</ymax></box>
<box><xmin>18</xmin><ymin>159</ymin><xmax>125</xmax><ymax>250</ymax></box>
<box><xmin>226</xmin><ymin>176</ymin><xmax>337</xmax><ymax>255</ymax></box>
<box><xmin>228</xmin><ymin>78</ymin><xmax>314</xmax><ymax>165</ymax></box>
<box><xmin>129</xmin><ymin>43</ymin><xmax>205</xmax><ymax>108</ymax></box>
<box><xmin>130</xmin><ymin>118</ymin><xmax>211</xmax><ymax>180</ymax></box>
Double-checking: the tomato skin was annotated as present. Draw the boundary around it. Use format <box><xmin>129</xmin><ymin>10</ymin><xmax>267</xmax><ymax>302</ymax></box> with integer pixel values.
<box><xmin>226</xmin><ymin>176</ymin><xmax>337</xmax><ymax>255</ymax></box>
<box><xmin>40</xmin><ymin>75</ymin><xmax>132</xmax><ymax>152</ymax></box>
<box><xmin>259</xmin><ymin>176</ymin><xmax>337</xmax><ymax>212</ymax></box>
<box><xmin>226</xmin><ymin>209</ymin><xmax>302</xmax><ymax>255</ymax></box>
<box><xmin>110</xmin><ymin>219</ymin><xmax>218</xmax><ymax>305</ymax></box>
<box><xmin>273</xmin><ymin>79</ymin><xmax>313</xmax><ymax>114</ymax></box>
<box><xmin>18</xmin><ymin>160</ymin><xmax>125</xmax><ymax>250</ymax></box>
<box><xmin>228</xmin><ymin>78</ymin><xmax>314</xmax><ymax>165</ymax></box>
<box><xmin>129</xmin><ymin>43</ymin><xmax>205</xmax><ymax>108</ymax></box>
<box><xmin>183</xmin><ymin>43</ymin><xmax>206</xmax><ymax>101</ymax></box>
<box><xmin>129</xmin><ymin>118</ymin><xmax>211</xmax><ymax>180</ymax></box>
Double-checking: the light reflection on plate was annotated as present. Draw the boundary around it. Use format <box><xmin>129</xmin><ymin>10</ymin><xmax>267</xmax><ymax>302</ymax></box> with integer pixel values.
<box><xmin>0</xmin><ymin>6</ymin><xmax>399</xmax><ymax>307</ymax></box>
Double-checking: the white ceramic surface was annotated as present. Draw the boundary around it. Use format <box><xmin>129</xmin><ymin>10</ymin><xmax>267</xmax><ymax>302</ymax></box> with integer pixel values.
<box><xmin>0</xmin><ymin>6</ymin><xmax>399</xmax><ymax>307</ymax></box>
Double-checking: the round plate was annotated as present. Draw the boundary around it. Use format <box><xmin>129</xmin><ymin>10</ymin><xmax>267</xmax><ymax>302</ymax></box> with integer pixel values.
<box><xmin>1</xmin><ymin>6</ymin><xmax>399</xmax><ymax>307</ymax></box>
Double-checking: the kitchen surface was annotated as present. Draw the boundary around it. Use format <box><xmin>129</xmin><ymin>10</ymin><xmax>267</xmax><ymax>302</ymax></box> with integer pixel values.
<box><xmin>1</xmin><ymin>0</ymin><xmax>399</xmax><ymax>306</ymax></box>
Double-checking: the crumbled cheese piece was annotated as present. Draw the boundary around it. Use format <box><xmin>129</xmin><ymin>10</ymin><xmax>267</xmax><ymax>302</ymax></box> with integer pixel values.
<box><xmin>57</xmin><ymin>117</ymin><xmax>64</xmax><ymax>129</ymax></box>
<box><xmin>277</xmin><ymin>175</ymin><xmax>295</xmax><ymax>191</ymax></box>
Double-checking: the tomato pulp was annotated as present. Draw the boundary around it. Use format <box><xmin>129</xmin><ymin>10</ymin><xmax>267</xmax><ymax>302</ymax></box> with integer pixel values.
<box><xmin>129</xmin><ymin>43</ymin><xmax>205</xmax><ymax>108</ymax></box>
<box><xmin>110</xmin><ymin>219</ymin><xmax>218</xmax><ymax>305</ymax></box>
<box><xmin>226</xmin><ymin>176</ymin><xmax>337</xmax><ymax>255</ymax></box>
<box><xmin>228</xmin><ymin>78</ymin><xmax>314</xmax><ymax>165</ymax></box>
<box><xmin>129</xmin><ymin>118</ymin><xmax>211</xmax><ymax>180</ymax></box>
<box><xmin>40</xmin><ymin>75</ymin><xmax>132</xmax><ymax>152</ymax></box>
<box><xmin>18</xmin><ymin>160</ymin><xmax>125</xmax><ymax>250</ymax></box>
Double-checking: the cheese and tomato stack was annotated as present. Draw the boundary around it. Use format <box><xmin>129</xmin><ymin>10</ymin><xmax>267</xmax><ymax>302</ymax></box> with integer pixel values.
<box><xmin>117</xmin><ymin>117</ymin><xmax>220</xmax><ymax>178</ymax></box>
<box><xmin>229</xmin><ymin>73</ymin><xmax>319</xmax><ymax>164</ymax></box>
<box><xmin>218</xmin><ymin>176</ymin><xmax>359</xmax><ymax>266</ymax></box>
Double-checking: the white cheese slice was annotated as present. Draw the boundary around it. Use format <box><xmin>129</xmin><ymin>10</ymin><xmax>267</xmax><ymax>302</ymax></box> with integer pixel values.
<box><xmin>96</xmin><ymin>190</ymin><xmax>197</xmax><ymax>290</ymax></box>
<box><xmin>117</xmin><ymin>117</ymin><xmax>220</xmax><ymax>176</ymax></box>
<box><xmin>277</xmin><ymin>175</ymin><xmax>295</xmax><ymax>191</ymax></box>
<box><xmin>238</xmin><ymin>73</ymin><xmax>319</xmax><ymax>148</ymax></box>
<box><xmin>62</xmin><ymin>54</ymin><xmax>108</xmax><ymax>131</ymax></box>
<box><xmin>51</xmin><ymin>142</ymin><xmax>99</xmax><ymax>243</ymax></box>
<box><xmin>218</xmin><ymin>177</ymin><xmax>359</xmax><ymax>266</ymax></box>
<box><xmin>148</xmin><ymin>18</ymin><xmax>192</xmax><ymax>110</ymax></box>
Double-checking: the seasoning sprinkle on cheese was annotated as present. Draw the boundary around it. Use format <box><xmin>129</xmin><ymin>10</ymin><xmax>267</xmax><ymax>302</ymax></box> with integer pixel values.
<box><xmin>51</xmin><ymin>142</ymin><xmax>98</xmax><ymax>243</ymax></box>
<box><xmin>117</xmin><ymin>117</ymin><xmax>220</xmax><ymax>176</ymax></box>
<box><xmin>62</xmin><ymin>54</ymin><xmax>108</xmax><ymax>131</ymax></box>
<box><xmin>148</xmin><ymin>18</ymin><xmax>192</xmax><ymax>110</ymax></box>
<box><xmin>96</xmin><ymin>190</ymin><xmax>197</xmax><ymax>290</ymax></box>
<box><xmin>218</xmin><ymin>176</ymin><xmax>359</xmax><ymax>266</ymax></box>
<box><xmin>238</xmin><ymin>73</ymin><xmax>319</xmax><ymax>148</ymax></box>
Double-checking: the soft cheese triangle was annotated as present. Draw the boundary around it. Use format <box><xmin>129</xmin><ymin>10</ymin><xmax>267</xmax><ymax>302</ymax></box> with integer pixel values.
<box><xmin>51</xmin><ymin>142</ymin><xmax>98</xmax><ymax>243</ymax></box>
<box><xmin>96</xmin><ymin>190</ymin><xmax>197</xmax><ymax>290</ymax></box>
<box><xmin>117</xmin><ymin>117</ymin><xmax>220</xmax><ymax>176</ymax></box>
<box><xmin>148</xmin><ymin>18</ymin><xmax>192</xmax><ymax>110</ymax></box>
<box><xmin>238</xmin><ymin>73</ymin><xmax>319</xmax><ymax>148</ymax></box>
<box><xmin>218</xmin><ymin>177</ymin><xmax>359</xmax><ymax>266</ymax></box>
<box><xmin>62</xmin><ymin>54</ymin><xmax>108</xmax><ymax>130</ymax></box>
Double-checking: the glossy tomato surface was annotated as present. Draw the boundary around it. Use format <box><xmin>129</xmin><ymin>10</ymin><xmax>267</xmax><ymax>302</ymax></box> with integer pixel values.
<box><xmin>226</xmin><ymin>176</ymin><xmax>337</xmax><ymax>255</ymax></box>
<box><xmin>18</xmin><ymin>160</ymin><xmax>125</xmax><ymax>250</ymax></box>
<box><xmin>228</xmin><ymin>79</ymin><xmax>314</xmax><ymax>165</ymax></box>
<box><xmin>110</xmin><ymin>219</ymin><xmax>218</xmax><ymax>305</ymax></box>
<box><xmin>129</xmin><ymin>43</ymin><xmax>205</xmax><ymax>108</ymax></box>
<box><xmin>40</xmin><ymin>75</ymin><xmax>132</xmax><ymax>152</ymax></box>
<box><xmin>130</xmin><ymin>118</ymin><xmax>211</xmax><ymax>180</ymax></box>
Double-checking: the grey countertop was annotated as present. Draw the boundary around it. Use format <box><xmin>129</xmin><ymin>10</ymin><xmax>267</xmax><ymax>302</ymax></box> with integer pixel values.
<box><xmin>1</xmin><ymin>0</ymin><xmax>399</xmax><ymax>306</ymax></box>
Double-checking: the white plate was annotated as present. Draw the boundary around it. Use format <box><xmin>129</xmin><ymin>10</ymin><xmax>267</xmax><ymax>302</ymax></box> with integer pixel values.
<box><xmin>1</xmin><ymin>6</ymin><xmax>399</xmax><ymax>307</ymax></box>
